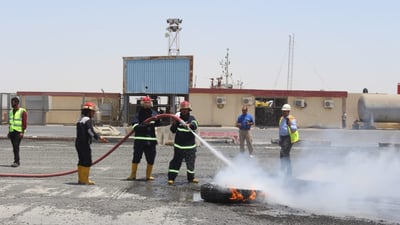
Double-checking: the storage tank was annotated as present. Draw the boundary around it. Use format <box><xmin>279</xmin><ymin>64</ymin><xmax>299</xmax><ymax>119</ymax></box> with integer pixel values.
<box><xmin>358</xmin><ymin>94</ymin><xmax>400</xmax><ymax>122</ymax></box>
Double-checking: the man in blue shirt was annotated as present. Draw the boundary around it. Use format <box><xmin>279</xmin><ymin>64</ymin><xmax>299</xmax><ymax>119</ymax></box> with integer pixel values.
<box><xmin>236</xmin><ymin>106</ymin><xmax>254</xmax><ymax>157</ymax></box>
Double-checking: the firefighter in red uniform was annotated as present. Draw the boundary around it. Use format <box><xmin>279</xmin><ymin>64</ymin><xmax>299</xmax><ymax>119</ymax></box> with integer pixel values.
<box><xmin>75</xmin><ymin>102</ymin><xmax>108</xmax><ymax>185</ymax></box>
<box><xmin>168</xmin><ymin>101</ymin><xmax>199</xmax><ymax>185</ymax></box>
<box><xmin>127</xmin><ymin>96</ymin><xmax>161</xmax><ymax>181</ymax></box>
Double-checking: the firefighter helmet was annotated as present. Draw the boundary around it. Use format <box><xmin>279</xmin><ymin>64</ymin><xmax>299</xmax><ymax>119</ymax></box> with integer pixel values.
<box><xmin>82</xmin><ymin>102</ymin><xmax>97</xmax><ymax>111</ymax></box>
<box><xmin>281</xmin><ymin>104</ymin><xmax>291</xmax><ymax>111</ymax></box>
<box><xmin>141</xmin><ymin>96</ymin><xmax>153</xmax><ymax>106</ymax></box>
<box><xmin>179</xmin><ymin>101</ymin><xmax>192</xmax><ymax>111</ymax></box>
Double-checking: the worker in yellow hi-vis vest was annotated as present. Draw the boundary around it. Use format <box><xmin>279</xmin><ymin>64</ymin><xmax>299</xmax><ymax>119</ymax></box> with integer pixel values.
<box><xmin>278</xmin><ymin>104</ymin><xmax>299</xmax><ymax>176</ymax></box>
<box><xmin>8</xmin><ymin>97</ymin><xmax>27</xmax><ymax>168</ymax></box>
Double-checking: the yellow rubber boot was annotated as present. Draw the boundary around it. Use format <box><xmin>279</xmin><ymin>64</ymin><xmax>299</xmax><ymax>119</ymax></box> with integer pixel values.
<box><xmin>190</xmin><ymin>178</ymin><xmax>199</xmax><ymax>183</ymax></box>
<box><xmin>127</xmin><ymin>163</ymin><xmax>138</xmax><ymax>180</ymax></box>
<box><xmin>77</xmin><ymin>165</ymin><xmax>84</xmax><ymax>184</ymax></box>
<box><xmin>79</xmin><ymin>166</ymin><xmax>95</xmax><ymax>185</ymax></box>
<box><xmin>146</xmin><ymin>164</ymin><xmax>154</xmax><ymax>181</ymax></box>
<box><xmin>85</xmin><ymin>167</ymin><xmax>95</xmax><ymax>185</ymax></box>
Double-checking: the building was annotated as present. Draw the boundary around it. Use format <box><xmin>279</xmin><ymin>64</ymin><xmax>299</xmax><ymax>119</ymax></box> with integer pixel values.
<box><xmin>189</xmin><ymin>88</ymin><xmax>347</xmax><ymax>128</ymax></box>
<box><xmin>0</xmin><ymin>92</ymin><xmax>121</xmax><ymax>126</ymax></box>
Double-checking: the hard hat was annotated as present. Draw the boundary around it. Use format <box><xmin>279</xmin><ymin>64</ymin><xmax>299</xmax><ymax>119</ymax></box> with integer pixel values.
<box><xmin>82</xmin><ymin>102</ymin><xmax>97</xmax><ymax>111</ymax></box>
<box><xmin>281</xmin><ymin>104</ymin><xmax>291</xmax><ymax>111</ymax></box>
<box><xmin>141</xmin><ymin>96</ymin><xmax>153</xmax><ymax>106</ymax></box>
<box><xmin>179</xmin><ymin>101</ymin><xmax>192</xmax><ymax>111</ymax></box>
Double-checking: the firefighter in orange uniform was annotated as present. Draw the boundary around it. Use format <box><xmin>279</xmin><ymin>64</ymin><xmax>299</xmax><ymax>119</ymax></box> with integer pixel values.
<box><xmin>75</xmin><ymin>102</ymin><xmax>108</xmax><ymax>185</ymax></box>
<box><xmin>168</xmin><ymin>101</ymin><xmax>199</xmax><ymax>185</ymax></box>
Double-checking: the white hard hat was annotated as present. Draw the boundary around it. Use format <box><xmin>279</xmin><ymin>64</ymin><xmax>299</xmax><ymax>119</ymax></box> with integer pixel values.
<box><xmin>281</xmin><ymin>104</ymin><xmax>291</xmax><ymax>111</ymax></box>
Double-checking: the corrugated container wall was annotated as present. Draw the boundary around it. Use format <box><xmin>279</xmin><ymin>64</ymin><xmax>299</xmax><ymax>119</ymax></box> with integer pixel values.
<box><xmin>123</xmin><ymin>56</ymin><xmax>193</xmax><ymax>94</ymax></box>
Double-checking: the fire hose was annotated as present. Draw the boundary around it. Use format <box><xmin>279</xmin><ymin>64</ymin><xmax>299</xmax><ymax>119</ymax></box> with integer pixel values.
<box><xmin>0</xmin><ymin>114</ymin><xmax>184</xmax><ymax>178</ymax></box>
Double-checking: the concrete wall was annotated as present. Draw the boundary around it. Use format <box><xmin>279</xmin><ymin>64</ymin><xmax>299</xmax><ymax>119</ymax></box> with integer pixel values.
<box><xmin>189</xmin><ymin>93</ymin><xmax>346</xmax><ymax>128</ymax></box>
<box><xmin>190</xmin><ymin>93</ymin><xmax>255</xmax><ymax>127</ymax></box>
<box><xmin>17</xmin><ymin>92</ymin><xmax>121</xmax><ymax>125</ymax></box>
<box><xmin>287</xmin><ymin>96</ymin><xmax>345</xmax><ymax>128</ymax></box>
<box><xmin>46</xmin><ymin>96</ymin><xmax>82</xmax><ymax>124</ymax></box>
<box><xmin>45</xmin><ymin>96</ymin><xmax>120</xmax><ymax>125</ymax></box>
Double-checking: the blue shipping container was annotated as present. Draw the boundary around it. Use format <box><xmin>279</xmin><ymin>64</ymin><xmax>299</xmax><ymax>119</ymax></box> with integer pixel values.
<box><xmin>123</xmin><ymin>56</ymin><xmax>193</xmax><ymax>94</ymax></box>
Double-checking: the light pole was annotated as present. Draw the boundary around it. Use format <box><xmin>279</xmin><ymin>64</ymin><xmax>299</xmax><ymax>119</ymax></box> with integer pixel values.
<box><xmin>165</xmin><ymin>18</ymin><xmax>182</xmax><ymax>56</ymax></box>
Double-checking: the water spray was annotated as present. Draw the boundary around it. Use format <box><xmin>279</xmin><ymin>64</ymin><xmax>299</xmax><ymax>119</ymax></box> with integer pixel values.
<box><xmin>175</xmin><ymin>117</ymin><xmax>233</xmax><ymax>167</ymax></box>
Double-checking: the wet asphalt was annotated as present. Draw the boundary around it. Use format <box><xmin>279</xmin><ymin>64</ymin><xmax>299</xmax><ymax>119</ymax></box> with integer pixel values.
<box><xmin>0</xmin><ymin>125</ymin><xmax>399</xmax><ymax>225</ymax></box>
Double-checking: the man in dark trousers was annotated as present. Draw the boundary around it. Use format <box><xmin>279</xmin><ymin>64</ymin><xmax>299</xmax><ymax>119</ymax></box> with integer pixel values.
<box><xmin>278</xmin><ymin>104</ymin><xmax>299</xmax><ymax>177</ymax></box>
<box><xmin>75</xmin><ymin>102</ymin><xmax>108</xmax><ymax>185</ymax></box>
<box><xmin>8</xmin><ymin>97</ymin><xmax>27</xmax><ymax>167</ymax></box>
<box><xmin>127</xmin><ymin>96</ymin><xmax>161</xmax><ymax>181</ymax></box>
<box><xmin>168</xmin><ymin>100</ymin><xmax>199</xmax><ymax>185</ymax></box>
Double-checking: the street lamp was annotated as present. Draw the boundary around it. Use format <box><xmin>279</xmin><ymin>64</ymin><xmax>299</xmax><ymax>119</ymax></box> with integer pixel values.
<box><xmin>165</xmin><ymin>18</ymin><xmax>182</xmax><ymax>56</ymax></box>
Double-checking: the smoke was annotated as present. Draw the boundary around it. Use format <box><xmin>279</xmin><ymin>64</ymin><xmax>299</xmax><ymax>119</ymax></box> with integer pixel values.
<box><xmin>212</xmin><ymin>149</ymin><xmax>400</xmax><ymax>221</ymax></box>
<box><xmin>290</xmin><ymin>149</ymin><xmax>400</xmax><ymax>216</ymax></box>
<box><xmin>213</xmin><ymin>154</ymin><xmax>270</xmax><ymax>190</ymax></box>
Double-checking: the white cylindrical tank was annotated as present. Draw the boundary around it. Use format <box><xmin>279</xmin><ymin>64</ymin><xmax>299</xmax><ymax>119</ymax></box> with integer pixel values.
<box><xmin>358</xmin><ymin>94</ymin><xmax>400</xmax><ymax>122</ymax></box>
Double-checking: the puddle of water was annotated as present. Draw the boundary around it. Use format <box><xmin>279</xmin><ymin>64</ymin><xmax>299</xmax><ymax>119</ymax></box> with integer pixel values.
<box><xmin>192</xmin><ymin>192</ymin><xmax>203</xmax><ymax>202</ymax></box>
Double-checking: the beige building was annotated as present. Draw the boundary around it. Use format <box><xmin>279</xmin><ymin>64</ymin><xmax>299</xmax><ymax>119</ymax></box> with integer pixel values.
<box><xmin>14</xmin><ymin>91</ymin><xmax>121</xmax><ymax>125</ymax></box>
<box><xmin>6</xmin><ymin>89</ymin><xmax>397</xmax><ymax>130</ymax></box>
<box><xmin>189</xmin><ymin>88</ymin><xmax>348</xmax><ymax>129</ymax></box>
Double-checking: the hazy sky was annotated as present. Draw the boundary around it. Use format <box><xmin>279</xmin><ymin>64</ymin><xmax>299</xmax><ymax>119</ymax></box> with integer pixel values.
<box><xmin>1</xmin><ymin>0</ymin><xmax>399</xmax><ymax>94</ymax></box>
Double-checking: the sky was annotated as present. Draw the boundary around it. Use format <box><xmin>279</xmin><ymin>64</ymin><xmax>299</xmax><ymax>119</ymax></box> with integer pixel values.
<box><xmin>1</xmin><ymin>0</ymin><xmax>399</xmax><ymax>94</ymax></box>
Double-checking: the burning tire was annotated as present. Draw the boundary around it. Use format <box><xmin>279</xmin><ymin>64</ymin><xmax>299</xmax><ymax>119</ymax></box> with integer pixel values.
<box><xmin>200</xmin><ymin>183</ymin><xmax>265</xmax><ymax>203</ymax></box>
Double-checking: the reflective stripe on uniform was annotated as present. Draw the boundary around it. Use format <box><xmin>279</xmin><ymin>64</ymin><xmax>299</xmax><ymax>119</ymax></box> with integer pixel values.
<box><xmin>169</xmin><ymin>169</ymin><xmax>179</xmax><ymax>174</ymax></box>
<box><xmin>177</xmin><ymin>127</ymin><xmax>191</xmax><ymax>132</ymax></box>
<box><xmin>174</xmin><ymin>143</ymin><xmax>197</xmax><ymax>149</ymax></box>
<box><xmin>133</xmin><ymin>136</ymin><xmax>157</xmax><ymax>141</ymax></box>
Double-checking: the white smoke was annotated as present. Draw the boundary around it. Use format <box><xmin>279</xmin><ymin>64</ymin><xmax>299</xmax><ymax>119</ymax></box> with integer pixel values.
<box><xmin>212</xmin><ymin>149</ymin><xmax>400</xmax><ymax>222</ymax></box>
<box><xmin>213</xmin><ymin>154</ymin><xmax>270</xmax><ymax>190</ymax></box>
<box><xmin>291</xmin><ymin>149</ymin><xmax>400</xmax><ymax>216</ymax></box>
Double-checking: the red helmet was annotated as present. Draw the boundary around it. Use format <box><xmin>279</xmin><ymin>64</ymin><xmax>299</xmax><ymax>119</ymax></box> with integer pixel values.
<box><xmin>141</xmin><ymin>96</ymin><xmax>153</xmax><ymax>106</ymax></box>
<box><xmin>82</xmin><ymin>102</ymin><xmax>97</xmax><ymax>111</ymax></box>
<box><xmin>179</xmin><ymin>101</ymin><xmax>192</xmax><ymax>111</ymax></box>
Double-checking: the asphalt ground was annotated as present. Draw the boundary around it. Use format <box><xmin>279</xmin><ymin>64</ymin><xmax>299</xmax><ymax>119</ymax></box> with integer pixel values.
<box><xmin>0</xmin><ymin>125</ymin><xmax>400</xmax><ymax>225</ymax></box>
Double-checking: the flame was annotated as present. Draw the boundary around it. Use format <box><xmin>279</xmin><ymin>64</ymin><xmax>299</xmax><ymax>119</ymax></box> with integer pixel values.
<box><xmin>248</xmin><ymin>190</ymin><xmax>257</xmax><ymax>200</ymax></box>
<box><xmin>229</xmin><ymin>188</ymin><xmax>244</xmax><ymax>201</ymax></box>
<box><xmin>229</xmin><ymin>188</ymin><xmax>258</xmax><ymax>202</ymax></box>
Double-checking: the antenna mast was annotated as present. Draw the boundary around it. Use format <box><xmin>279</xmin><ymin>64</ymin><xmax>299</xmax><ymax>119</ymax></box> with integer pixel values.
<box><xmin>287</xmin><ymin>33</ymin><xmax>295</xmax><ymax>90</ymax></box>
<box><xmin>220</xmin><ymin>48</ymin><xmax>232</xmax><ymax>88</ymax></box>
